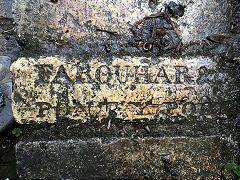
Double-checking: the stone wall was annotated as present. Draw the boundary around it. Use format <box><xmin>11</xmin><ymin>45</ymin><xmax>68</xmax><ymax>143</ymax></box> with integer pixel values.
<box><xmin>0</xmin><ymin>0</ymin><xmax>240</xmax><ymax>179</ymax></box>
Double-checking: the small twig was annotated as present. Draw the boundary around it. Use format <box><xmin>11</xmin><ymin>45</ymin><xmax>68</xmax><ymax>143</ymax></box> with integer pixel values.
<box><xmin>225</xmin><ymin>46</ymin><xmax>231</xmax><ymax>56</ymax></box>
<box><xmin>107</xmin><ymin>119</ymin><xmax>111</xmax><ymax>130</ymax></box>
<box><xmin>132</xmin><ymin>10</ymin><xmax>183</xmax><ymax>53</ymax></box>
<box><xmin>146</xmin><ymin>12</ymin><xmax>182</xmax><ymax>43</ymax></box>
<box><xmin>1</xmin><ymin>28</ymin><xmax>14</xmax><ymax>34</ymax></box>
<box><xmin>175</xmin><ymin>41</ymin><xmax>183</xmax><ymax>52</ymax></box>
<box><xmin>143</xmin><ymin>20</ymin><xmax>157</xmax><ymax>51</ymax></box>
<box><xmin>163</xmin><ymin>14</ymin><xmax>182</xmax><ymax>42</ymax></box>
<box><xmin>202</xmin><ymin>39</ymin><xmax>212</xmax><ymax>47</ymax></box>
<box><xmin>98</xmin><ymin>124</ymin><xmax>105</xmax><ymax>131</ymax></box>
<box><xmin>96</xmin><ymin>28</ymin><xmax>118</xmax><ymax>36</ymax></box>
<box><xmin>149</xmin><ymin>20</ymin><xmax>157</xmax><ymax>43</ymax></box>
<box><xmin>66</xmin><ymin>123</ymin><xmax>80</xmax><ymax>129</ymax></box>
<box><xmin>158</xmin><ymin>152</ymin><xmax>172</xmax><ymax>156</ymax></box>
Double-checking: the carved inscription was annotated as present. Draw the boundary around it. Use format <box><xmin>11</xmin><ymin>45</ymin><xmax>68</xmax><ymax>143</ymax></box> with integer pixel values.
<box><xmin>10</xmin><ymin>56</ymin><xmax>236</xmax><ymax>123</ymax></box>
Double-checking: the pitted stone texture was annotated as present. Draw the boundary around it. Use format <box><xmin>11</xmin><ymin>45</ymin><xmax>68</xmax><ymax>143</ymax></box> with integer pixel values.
<box><xmin>0</xmin><ymin>91</ymin><xmax>3</xmax><ymax>107</ymax></box>
<box><xmin>0</xmin><ymin>0</ymin><xmax>20</xmax><ymax>61</ymax></box>
<box><xmin>10</xmin><ymin>56</ymin><xmax>240</xmax><ymax>123</ymax></box>
<box><xmin>0</xmin><ymin>56</ymin><xmax>14</xmax><ymax>132</ymax></box>
<box><xmin>0</xmin><ymin>16</ymin><xmax>21</xmax><ymax>61</ymax></box>
<box><xmin>0</xmin><ymin>56</ymin><xmax>11</xmax><ymax>83</ymax></box>
<box><xmin>12</xmin><ymin>0</ymin><xmax>231</xmax><ymax>46</ymax></box>
<box><xmin>16</xmin><ymin>136</ymin><xmax>238</xmax><ymax>179</ymax></box>
<box><xmin>0</xmin><ymin>0</ymin><xmax>13</xmax><ymax>19</ymax></box>
<box><xmin>0</xmin><ymin>56</ymin><xmax>12</xmax><ymax>99</ymax></box>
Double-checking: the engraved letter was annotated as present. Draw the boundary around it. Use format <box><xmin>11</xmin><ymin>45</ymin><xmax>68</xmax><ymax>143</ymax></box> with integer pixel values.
<box><xmin>52</xmin><ymin>65</ymin><xmax>72</xmax><ymax>84</ymax></box>
<box><xmin>175</xmin><ymin>66</ymin><xmax>193</xmax><ymax>84</ymax></box>
<box><xmin>114</xmin><ymin>65</ymin><xmax>131</xmax><ymax>84</ymax></box>
<box><xmin>36</xmin><ymin>102</ymin><xmax>52</xmax><ymax>118</ymax></box>
<box><xmin>34</xmin><ymin>64</ymin><xmax>53</xmax><ymax>86</ymax></box>
<box><xmin>154</xmin><ymin>66</ymin><xmax>171</xmax><ymax>84</ymax></box>
<box><xmin>136</xmin><ymin>66</ymin><xmax>149</xmax><ymax>84</ymax></box>
<box><xmin>95</xmin><ymin>65</ymin><xmax>111</xmax><ymax>83</ymax></box>
<box><xmin>76</xmin><ymin>65</ymin><xmax>91</xmax><ymax>83</ymax></box>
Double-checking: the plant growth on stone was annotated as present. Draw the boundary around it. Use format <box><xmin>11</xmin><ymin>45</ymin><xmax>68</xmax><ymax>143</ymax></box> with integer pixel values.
<box><xmin>12</xmin><ymin>128</ymin><xmax>22</xmax><ymax>137</ymax></box>
<box><xmin>222</xmin><ymin>162</ymin><xmax>240</xmax><ymax>180</ymax></box>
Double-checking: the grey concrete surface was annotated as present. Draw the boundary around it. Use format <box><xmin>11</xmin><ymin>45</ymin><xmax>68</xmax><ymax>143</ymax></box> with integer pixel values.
<box><xmin>0</xmin><ymin>0</ymin><xmax>13</xmax><ymax>19</ymax></box>
<box><xmin>16</xmin><ymin>136</ymin><xmax>238</xmax><ymax>179</ymax></box>
<box><xmin>11</xmin><ymin>0</ymin><xmax>239</xmax><ymax>58</ymax></box>
<box><xmin>0</xmin><ymin>56</ymin><xmax>14</xmax><ymax>133</ymax></box>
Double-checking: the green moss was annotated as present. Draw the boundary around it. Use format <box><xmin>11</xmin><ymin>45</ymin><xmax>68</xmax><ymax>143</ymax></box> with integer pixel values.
<box><xmin>19</xmin><ymin>47</ymin><xmax>28</xmax><ymax>57</ymax></box>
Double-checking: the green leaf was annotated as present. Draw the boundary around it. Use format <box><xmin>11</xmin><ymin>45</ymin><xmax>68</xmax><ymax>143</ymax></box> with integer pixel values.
<box><xmin>236</xmin><ymin>167</ymin><xmax>240</xmax><ymax>177</ymax></box>
<box><xmin>224</xmin><ymin>163</ymin><xmax>240</xmax><ymax>178</ymax></box>
<box><xmin>12</xmin><ymin>128</ymin><xmax>22</xmax><ymax>137</ymax></box>
<box><xmin>224</xmin><ymin>163</ymin><xmax>238</xmax><ymax>171</ymax></box>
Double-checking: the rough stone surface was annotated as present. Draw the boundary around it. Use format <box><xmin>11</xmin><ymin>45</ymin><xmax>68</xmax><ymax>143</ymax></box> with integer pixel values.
<box><xmin>11</xmin><ymin>0</ymin><xmax>239</xmax><ymax>58</ymax></box>
<box><xmin>12</xmin><ymin>0</ymin><xmax>230</xmax><ymax>44</ymax></box>
<box><xmin>7</xmin><ymin>0</ymin><xmax>240</xmax><ymax>178</ymax></box>
<box><xmin>0</xmin><ymin>0</ymin><xmax>20</xmax><ymax>61</ymax></box>
<box><xmin>10</xmin><ymin>56</ymin><xmax>240</xmax><ymax>123</ymax></box>
<box><xmin>0</xmin><ymin>56</ymin><xmax>12</xmax><ymax>99</ymax></box>
<box><xmin>0</xmin><ymin>0</ymin><xmax>13</xmax><ymax>19</ymax></box>
<box><xmin>0</xmin><ymin>17</ymin><xmax>21</xmax><ymax>61</ymax></box>
<box><xmin>0</xmin><ymin>94</ymin><xmax>13</xmax><ymax>132</ymax></box>
<box><xmin>16</xmin><ymin>136</ymin><xmax>238</xmax><ymax>179</ymax></box>
<box><xmin>0</xmin><ymin>91</ymin><xmax>3</xmax><ymax>107</ymax></box>
<box><xmin>0</xmin><ymin>56</ymin><xmax>14</xmax><ymax>132</ymax></box>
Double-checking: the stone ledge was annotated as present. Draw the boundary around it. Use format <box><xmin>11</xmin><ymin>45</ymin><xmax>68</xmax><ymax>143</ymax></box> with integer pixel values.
<box><xmin>16</xmin><ymin>136</ymin><xmax>238</xmax><ymax>179</ymax></box>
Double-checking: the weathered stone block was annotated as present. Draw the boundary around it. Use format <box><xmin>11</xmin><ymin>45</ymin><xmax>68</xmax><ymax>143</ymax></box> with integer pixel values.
<box><xmin>0</xmin><ymin>0</ymin><xmax>13</xmax><ymax>19</ymax></box>
<box><xmin>12</xmin><ymin>0</ymin><xmax>230</xmax><ymax>44</ymax></box>
<box><xmin>11</xmin><ymin>56</ymin><xmax>240</xmax><ymax>123</ymax></box>
<box><xmin>0</xmin><ymin>1</ymin><xmax>21</xmax><ymax>61</ymax></box>
<box><xmin>16</xmin><ymin>136</ymin><xmax>238</xmax><ymax>179</ymax></box>
<box><xmin>0</xmin><ymin>56</ymin><xmax>14</xmax><ymax>132</ymax></box>
<box><xmin>12</xmin><ymin>0</ymin><xmax>236</xmax><ymax>58</ymax></box>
